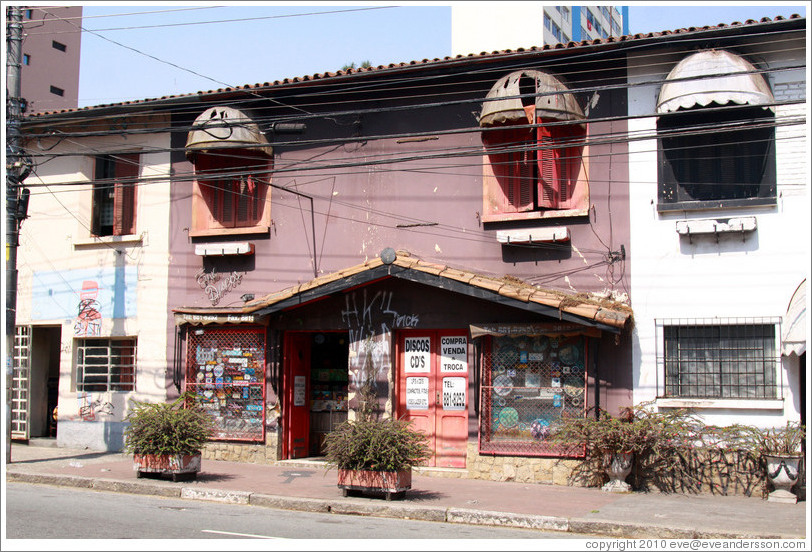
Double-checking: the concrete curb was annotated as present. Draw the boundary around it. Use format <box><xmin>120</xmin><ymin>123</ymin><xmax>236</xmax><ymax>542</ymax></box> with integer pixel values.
<box><xmin>5</xmin><ymin>471</ymin><xmax>804</xmax><ymax>539</ymax></box>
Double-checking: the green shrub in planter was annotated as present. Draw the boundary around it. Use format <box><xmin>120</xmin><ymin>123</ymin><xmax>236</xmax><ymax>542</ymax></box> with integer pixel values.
<box><xmin>323</xmin><ymin>417</ymin><xmax>431</xmax><ymax>472</ymax></box>
<box><xmin>124</xmin><ymin>393</ymin><xmax>215</xmax><ymax>456</ymax></box>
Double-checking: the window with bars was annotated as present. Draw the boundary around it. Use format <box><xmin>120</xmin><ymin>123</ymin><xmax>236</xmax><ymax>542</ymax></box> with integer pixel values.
<box><xmin>658</xmin><ymin>319</ymin><xmax>780</xmax><ymax>399</ymax></box>
<box><xmin>77</xmin><ymin>338</ymin><xmax>137</xmax><ymax>392</ymax></box>
<box><xmin>92</xmin><ymin>153</ymin><xmax>139</xmax><ymax>236</ymax></box>
<box><xmin>658</xmin><ymin>105</ymin><xmax>776</xmax><ymax>211</ymax></box>
<box><xmin>192</xmin><ymin>150</ymin><xmax>271</xmax><ymax>233</ymax></box>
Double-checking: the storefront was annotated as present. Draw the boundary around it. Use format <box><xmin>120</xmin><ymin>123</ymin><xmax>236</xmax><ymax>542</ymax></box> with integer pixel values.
<box><xmin>173</xmin><ymin>251</ymin><xmax>632</xmax><ymax>469</ymax></box>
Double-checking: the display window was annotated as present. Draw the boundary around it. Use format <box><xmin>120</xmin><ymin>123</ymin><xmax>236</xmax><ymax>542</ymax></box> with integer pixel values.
<box><xmin>479</xmin><ymin>333</ymin><xmax>587</xmax><ymax>457</ymax></box>
<box><xmin>185</xmin><ymin>326</ymin><xmax>266</xmax><ymax>442</ymax></box>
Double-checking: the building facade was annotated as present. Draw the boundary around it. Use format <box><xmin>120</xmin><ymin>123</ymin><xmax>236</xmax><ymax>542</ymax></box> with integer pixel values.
<box><xmin>14</xmin><ymin>14</ymin><xmax>806</xmax><ymax>486</ymax></box>
<box><xmin>452</xmin><ymin>4</ymin><xmax>628</xmax><ymax>56</ymax></box>
<box><xmin>19</xmin><ymin>5</ymin><xmax>82</xmax><ymax>114</ymax></box>
<box><xmin>626</xmin><ymin>17</ymin><xmax>808</xmax><ymax>429</ymax></box>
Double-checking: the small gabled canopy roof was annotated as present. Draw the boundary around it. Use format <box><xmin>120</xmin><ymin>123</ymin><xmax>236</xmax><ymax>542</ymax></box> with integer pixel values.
<box><xmin>185</xmin><ymin>106</ymin><xmax>273</xmax><ymax>158</ymax></box>
<box><xmin>657</xmin><ymin>49</ymin><xmax>774</xmax><ymax>114</ymax></box>
<box><xmin>479</xmin><ymin>70</ymin><xmax>585</xmax><ymax>127</ymax></box>
<box><xmin>174</xmin><ymin>250</ymin><xmax>633</xmax><ymax>333</ymax></box>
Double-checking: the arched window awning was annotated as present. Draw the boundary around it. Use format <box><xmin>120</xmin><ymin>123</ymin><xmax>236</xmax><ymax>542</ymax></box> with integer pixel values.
<box><xmin>185</xmin><ymin>106</ymin><xmax>273</xmax><ymax>158</ymax></box>
<box><xmin>782</xmin><ymin>279</ymin><xmax>806</xmax><ymax>357</ymax></box>
<box><xmin>479</xmin><ymin>70</ymin><xmax>585</xmax><ymax>127</ymax></box>
<box><xmin>657</xmin><ymin>50</ymin><xmax>774</xmax><ymax>114</ymax></box>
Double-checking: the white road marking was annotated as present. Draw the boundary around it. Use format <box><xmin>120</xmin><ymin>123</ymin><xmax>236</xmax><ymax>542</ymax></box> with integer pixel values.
<box><xmin>201</xmin><ymin>529</ymin><xmax>285</xmax><ymax>539</ymax></box>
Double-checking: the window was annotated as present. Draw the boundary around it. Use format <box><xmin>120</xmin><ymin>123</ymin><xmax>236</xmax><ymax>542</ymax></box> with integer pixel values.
<box><xmin>192</xmin><ymin>151</ymin><xmax>270</xmax><ymax>234</ymax></box>
<box><xmin>91</xmin><ymin>153</ymin><xmax>139</xmax><ymax>237</ymax></box>
<box><xmin>657</xmin><ymin>51</ymin><xmax>776</xmax><ymax>212</ymax></box>
<box><xmin>25</xmin><ymin>9</ymin><xmax>33</xmax><ymax>19</ymax></box>
<box><xmin>480</xmin><ymin>334</ymin><xmax>587</xmax><ymax>457</ymax></box>
<box><xmin>51</xmin><ymin>40</ymin><xmax>66</xmax><ymax>52</ymax></box>
<box><xmin>544</xmin><ymin>13</ymin><xmax>551</xmax><ymax>30</ymax></box>
<box><xmin>658</xmin><ymin>106</ymin><xmax>776</xmax><ymax>209</ymax></box>
<box><xmin>480</xmin><ymin>70</ymin><xmax>589</xmax><ymax>223</ymax></box>
<box><xmin>551</xmin><ymin>21</ymin><xmax>562</xmax><ymax>42</ymax></box>
<box><xmin>77</xmin><ymin>338</ymin><xmax>137</xmax><ymax>392</ymax></box>
<box><xmin>49</xmin><ymin>85</ymin><xmax>64</xmax><ymax>96</ymax></box>
<box><xmin>22</xmin><ymin>53</ymin><xmax>30</xmax><ymax>65</ymax></box>
<box><xmin>658</xmin><ymin>320</ymin><xmax>779</xmax><ymax>399</ymax></box>
<box><xmin>186</xmin><ymin>106</ymin><xmax>273</xmax><ymax>236</ymax></box>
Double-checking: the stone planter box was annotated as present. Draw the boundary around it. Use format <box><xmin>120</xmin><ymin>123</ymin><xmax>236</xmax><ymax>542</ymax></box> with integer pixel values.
<box><xmin>133</xmin><ymin>452</ymin><xmax>202</xmax><ymax>482</ymax></box>
<box><xmin>337</xmin><ymin>468</ymin><xmax>412</xmax><ymax>500</ymax></box>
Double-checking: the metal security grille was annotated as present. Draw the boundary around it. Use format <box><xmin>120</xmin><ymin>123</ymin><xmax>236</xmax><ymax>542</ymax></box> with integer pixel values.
<box><xmin>11</xmin><ymin>326</ymin><xmax>32</xmax><ymax>439</ymax></box>
<box><xmin>76</xmin><ymin>338</ymin><xmax>137</xmax><ymax>392</ymax></box>
<box><xmin>480</xmin><ymin>334</ymin><xmax>587</xmax><ymax>457</ymax></box>
<box><xmin>657</xmin><ymin>318</ymin><xmax>781</xmax><ymax>399</ymax></box>
<box><xmin>186</xmin><ymin>326</ymin><xmax>266</xmax><ymax>442</ymax></box>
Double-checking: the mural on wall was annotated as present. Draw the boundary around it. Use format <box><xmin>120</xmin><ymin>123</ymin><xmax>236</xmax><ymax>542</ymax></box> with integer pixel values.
<box><xmin>341</xmin><ymin>289</ymin><xmax>420</xmax><ymax>411</ymax></box>
<box><xmin>75</xmin><ymin>280</ymin><xmax>102</xmax><ymax>337</ymax></box>
<box><xmin>31</xmin><ymin>266</ymin><xmax>137</xmax><ymax>324</ymax></box>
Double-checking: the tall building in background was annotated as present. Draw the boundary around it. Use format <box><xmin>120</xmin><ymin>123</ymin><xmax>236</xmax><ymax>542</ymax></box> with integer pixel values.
<box><xmin>452</xmin><ymin>4</ymin><xmax>628</xmax><ymax>56</ymax></box>
<box><xmin>19</xmin><ymin>5</ymin><xmax>82</xmax><ymax>114</ymax></box>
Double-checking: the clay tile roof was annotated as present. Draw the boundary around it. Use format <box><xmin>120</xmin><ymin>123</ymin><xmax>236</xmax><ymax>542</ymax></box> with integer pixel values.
<box><xmin>174</xmin><ymin>250</ymin><xmax>633</xmax><ymax>331</ymax></box>
<box><xmin>24</xmin><ymin>15</ymin><xmax>804</xmax><ymax>119</ymax></box>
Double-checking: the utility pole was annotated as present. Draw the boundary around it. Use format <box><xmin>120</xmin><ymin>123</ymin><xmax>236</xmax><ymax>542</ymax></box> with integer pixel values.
<box><xmin>6</xmin><ymin>5</ymin><xmax>31</xmax><ymax>463</ymax></box>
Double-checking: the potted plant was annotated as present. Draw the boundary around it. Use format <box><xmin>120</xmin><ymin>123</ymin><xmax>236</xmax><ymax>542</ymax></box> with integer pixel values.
<box><xmin>741</xmin><ymin>421</ymin><xmax>806</xmax><ymax>503</ymax></box>
<box><xmin>550</xmin><ymin>404</ymin><xmax>698</xmax><ymax>493</ymax></box>
<box><xmin>123</xmin><ymin>393</ymin><xmax>215</xmax><ymax>482</ymax></box>
<box><xmin>323</xmin><ymin>416</ymin><xmax>431</xmax><ymax>500</ymax></box>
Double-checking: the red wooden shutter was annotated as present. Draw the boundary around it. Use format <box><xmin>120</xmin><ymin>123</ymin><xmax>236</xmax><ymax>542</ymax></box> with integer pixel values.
<box><xmin>506</xmin><ymin>142</ymin><xmax>535</xmax><ymax>212</ymax></box>
<box><xmin>537</xmin><ymin>124</ymin><xmax>563</xmax><ymax>209</ymax></box>
<box><xmin>113</xmin><ymin>154</ymin><xmax>139</xmax><ymax>235</ymax></box>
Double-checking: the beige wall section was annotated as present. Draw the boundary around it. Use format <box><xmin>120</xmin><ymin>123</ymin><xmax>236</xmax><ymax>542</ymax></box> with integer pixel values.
<box><xmin>17</xmin><ymin>119</ymin><xmax>173</xmax><ymax>449</ymax></box>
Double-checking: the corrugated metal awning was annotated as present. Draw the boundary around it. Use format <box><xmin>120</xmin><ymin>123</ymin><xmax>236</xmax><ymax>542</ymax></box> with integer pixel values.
<box><xmin>782</xmin><ymin>279</ymin><xmax>806</xmax><ymax>357</ymax></box>
<box><xmin>479</xmin><ymin>70</ymin><xmax>585</xmax><ymax>127</ymax></box>
<box><xmin>185</xmin><ymin>106</ymin><xmax>273</xmax><ymax>158</ymax></box>
<box><xmin>657</xmin><ymin>50</ymin><xmax>775</xmax><ymax>114</ymax></box>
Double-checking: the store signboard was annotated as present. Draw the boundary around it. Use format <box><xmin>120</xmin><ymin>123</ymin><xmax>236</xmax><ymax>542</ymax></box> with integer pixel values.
<box><xmin>406</xmin><ymin>376</ymin><xmax>429</xmax><ymax>410</ymax></box>
<box><xmin>440</xmin><ymin>336</ymin><xmax>467</xmax><ymax>372</ymax></box>
<box><xmin>404</xmin><ymin>336</ymin><xmax>431</xmax><ymax>373</ymax></box>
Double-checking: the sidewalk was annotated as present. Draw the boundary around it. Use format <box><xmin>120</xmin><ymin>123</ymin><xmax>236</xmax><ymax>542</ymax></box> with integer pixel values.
<box><xmin>4</xmin><ymin>442</ymin><xmax>808</xmax><ymax>540</ymax></box>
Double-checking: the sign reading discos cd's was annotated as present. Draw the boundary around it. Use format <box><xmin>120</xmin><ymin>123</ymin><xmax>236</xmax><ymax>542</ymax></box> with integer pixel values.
<box><xmin>404</xmin><ymin>336</ymin><xmax>431</xmax><ymax>373</ymax></box>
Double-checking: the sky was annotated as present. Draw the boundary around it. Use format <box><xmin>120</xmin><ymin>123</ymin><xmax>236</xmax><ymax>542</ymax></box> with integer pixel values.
<box><xmin>36</xmin><ymin>2</ymin><xmax>809</xmax><ymax>108</ymax></box>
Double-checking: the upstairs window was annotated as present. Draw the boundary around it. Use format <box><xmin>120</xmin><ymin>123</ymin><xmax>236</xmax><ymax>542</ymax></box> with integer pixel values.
<box><xmin>193</xmin><ymin>151</ymin><xmax>270</xmax><ymax>231</ymax></box>
<box><xmin>92</xmin><ymin>153</ymin><xmax>139</xmax><ymax>237</ymax></box>
<box><xmin>657</xmin><ymin>50</ymin><xmax>776</xmax><ymax>212</ymax></box>
<box><xmin>186</xmin><ymin>107</ymin><xmax>273</xmax><ymax>237</ymax></box>
<box><xmin>51</xmin><ymin>40</ymin><xmax>66</xmax><ymax>52</ymax></box>
<box><xmin>480</xmin><ymin>70</ymin><xmax>589</xmax><ymax>223</ymax></box>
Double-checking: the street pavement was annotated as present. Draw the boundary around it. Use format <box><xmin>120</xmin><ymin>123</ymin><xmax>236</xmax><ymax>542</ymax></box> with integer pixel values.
<box><xmin>4</xmin><ymin>441</ymin><xmax>809</xmax><ymax>540</ymax></box>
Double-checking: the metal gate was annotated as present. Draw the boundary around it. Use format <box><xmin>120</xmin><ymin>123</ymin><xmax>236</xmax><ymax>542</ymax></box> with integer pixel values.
<box><xmin>11</xmin><ymin>326</ymin><xmax>32</xmax><ymax>439</ymax></box>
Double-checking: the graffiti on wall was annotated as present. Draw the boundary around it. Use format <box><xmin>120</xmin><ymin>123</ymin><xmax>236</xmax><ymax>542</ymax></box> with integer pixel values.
<box><xmin>196</xmin><ymin>267</ymin><xmax>246</xmax><ymax>306</ymax></box>
<box><xmin>340</xmin><ymin>289</ymin><xmax>419</xmax><ymax>390</ymax></box>
<box><xmin>74</xmin><ymin>280</ymin><xmax>102</xmax><ymax>337</ymax></box>
<box><xmin>77</xmin><ymin>392</ymin><xmax>115</xmax><ymax>421</ymax></box>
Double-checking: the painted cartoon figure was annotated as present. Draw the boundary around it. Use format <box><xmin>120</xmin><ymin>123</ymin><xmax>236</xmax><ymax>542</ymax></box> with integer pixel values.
<box><xmin>74</xmin><ymin>280</ymin><xmax>102</xmax><ymax>337</ymax></box>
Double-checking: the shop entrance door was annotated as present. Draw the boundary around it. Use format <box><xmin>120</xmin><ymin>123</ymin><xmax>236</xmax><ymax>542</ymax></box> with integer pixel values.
<box><xmin>283</xmin><ymin>333</ymin><xmax>310</xmax><ymax>459</ymax></box>
<box><xmin>396</xmin><ymin>330</ymin><xmax>469</xmax><ymax>468</ymax></box>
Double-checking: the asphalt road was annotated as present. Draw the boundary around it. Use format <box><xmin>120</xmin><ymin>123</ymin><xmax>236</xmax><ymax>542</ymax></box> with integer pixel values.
<box><xmin>4</xmin><ymin>482</ymin><xmax>591</xmax><ymax>541</ymax></box>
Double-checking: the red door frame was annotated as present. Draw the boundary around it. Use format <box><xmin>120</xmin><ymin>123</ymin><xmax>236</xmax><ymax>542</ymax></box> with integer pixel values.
<box><xmin>282</xmin><ymin>332</ymin><xmax>311</xmax><ymax>459</ymax></box>
<box><xmin>396</xmin><ymin>329</ymin><xmax>469</xmax><ymax>468</ymax></box>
